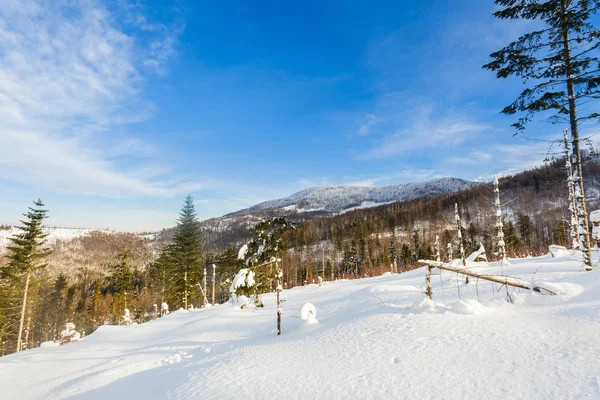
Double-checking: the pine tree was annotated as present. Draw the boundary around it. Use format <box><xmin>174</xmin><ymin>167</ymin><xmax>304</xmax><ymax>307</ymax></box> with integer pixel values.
<box><xmin>106</xmin><ymin>251</ymin><xmax>134</xmax><ymax>324</ymax></box>
<box><xmin>172</xmin><ymin>195</ymin><xmax>203</xmax><ymax>309</ymax></box>
<box><xmin>6</xmin><ymin>199</ymin><xmax>51</xmax><ymax>352</ymax></box>
<box><xmin>483</xmin><ymin>0</ymin><xmax>600</xmax><ymax>268</ymax></box>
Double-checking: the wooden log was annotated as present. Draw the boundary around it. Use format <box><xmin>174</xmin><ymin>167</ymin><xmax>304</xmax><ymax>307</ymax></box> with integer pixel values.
<box><xmin>426</xmin><ymin>266</ymin><xmax>433</xmax><ymax>299</ymax></box>
<box><xmin>418</xmin><ymin>259</ymin><xmax>531</xmax><ymax>291</ymax></box>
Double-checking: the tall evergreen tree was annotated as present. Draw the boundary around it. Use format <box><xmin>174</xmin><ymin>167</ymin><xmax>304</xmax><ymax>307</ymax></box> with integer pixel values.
<box><xmin>483</xmin><ymin>0</ymin><xmax>600</xmax><ymax>268</ymax></box>
<box><xmin>172</xmin><ymin>195</ymin><xmax>203</xmax><ymax>309</ymax></box>
<box><xmin>5</xmin><ymin>199</ymin><xmax>51</xmax><ymax>352</ymax></box>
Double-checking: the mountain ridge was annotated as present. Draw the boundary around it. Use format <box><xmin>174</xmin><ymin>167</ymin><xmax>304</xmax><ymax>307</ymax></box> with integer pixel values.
<box><xmin>228</xmin><ymin>177</ymin><xmax>478</xmax><ymax>216</ymax></box>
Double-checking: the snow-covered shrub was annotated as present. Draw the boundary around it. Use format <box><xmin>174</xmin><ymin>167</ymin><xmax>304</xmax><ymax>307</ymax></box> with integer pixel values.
<box><xmin>57</xmin><ymin>323</ymin><xmax>81</xmax><ymax>345</ymax></box>
<box><xmin>300</xmin><ymin>303</ymin><xmax>318</xmax><ymax>324</ymax></box>
<box><xmin>161</xmin><ymin>302</ymin><xmax>169</xmax><ymax>316</ymax></box>
<box><xmin>123</xmin><ymin>308</ymin><xmax>131</xmax><ymax>325</ymax></box>
<box><xmin>230</xmin><ymin>268</ymin><xmax>264</xmax><ymax>307</ymax></box>
<box><xmin>234</xmin><ymin>217</ymin><xmax>295</xmax><ymax>307</ymax></box>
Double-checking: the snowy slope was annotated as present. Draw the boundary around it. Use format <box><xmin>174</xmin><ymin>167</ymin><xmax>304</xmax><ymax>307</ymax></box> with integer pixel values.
<box><xmin>1</xmin><ymin>254</ymin><xmax>600</xmax><ymax>399</ymax></box>
<box><xmin>242</xmin><ymin>177</ymin><xmax>477</xmax><ymax>213</ymax></box>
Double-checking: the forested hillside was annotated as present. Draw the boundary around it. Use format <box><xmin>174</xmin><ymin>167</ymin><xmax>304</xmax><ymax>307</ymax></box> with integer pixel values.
<box><xmin>1</xmin><ymin>159</ymin><xmax>598</xmax><ymax>356</ymax></box>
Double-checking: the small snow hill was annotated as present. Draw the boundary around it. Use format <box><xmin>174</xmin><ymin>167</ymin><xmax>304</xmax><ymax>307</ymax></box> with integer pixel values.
<box><xmin>1</xmin><ymin>253</ymin><xmax>600</xmax><ymax>399</ymax></box>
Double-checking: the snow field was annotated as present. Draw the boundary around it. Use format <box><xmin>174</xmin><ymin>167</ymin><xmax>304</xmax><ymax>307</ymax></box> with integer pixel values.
<box><xmin>0</xmin><ymin>253</ymin><xmax>599</xmax><ymax>399</ymax></box>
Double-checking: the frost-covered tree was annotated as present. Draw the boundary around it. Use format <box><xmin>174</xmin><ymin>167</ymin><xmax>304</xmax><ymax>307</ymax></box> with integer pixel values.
<box><xmin>57</xmin><ymin>322</ymin><xmax>80</xmax><ymax>345</ymax></box>
<box><xmin>563</xmin><ymin>129</ymin><xmax>580</xmax><ymax>249</ymax></box>
<box><xmin>483</xmin><ymin>0</ymin><xmax>600</xmax><ymax>268</ymax></box>
<box><xmin>234</xmin><ymin>217</ymin><xmax>296</xmax><ymax>304</ymax></box>
<box><xmin>494</xmin><ymin>177</ymin><xmax>508</xmax><ymax>261</ymax></box>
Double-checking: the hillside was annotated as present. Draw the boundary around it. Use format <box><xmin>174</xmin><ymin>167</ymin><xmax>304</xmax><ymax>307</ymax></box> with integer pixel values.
<box><xmin>0</xmin><ymin>227</ymin><xmax>109</xmax><ymax>253</ymax></box>
<box><xmin>1</xmin><ymin>253</ymin><xmax>598</xmax><ymax>399</ymax></box>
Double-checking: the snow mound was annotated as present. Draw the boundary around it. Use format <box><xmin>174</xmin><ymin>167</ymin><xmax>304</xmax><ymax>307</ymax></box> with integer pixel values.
<box><xmin>549</xmin><ymin>245</ymin><xmax>570</xmax><ymax>258</ymax></box>
<box><xmin>409</xmin><ymin>298</ymin><xmax>436</xmax><ymax>313</ymax></box>
<box><xmin>533</xmin><ymin>281</ymin><xmax>585</xmax><ymax>297</ymax></box>
<box><xmin>448</xmin><ymin>299</ymin><xmax>487</xmax><ymax>315</ymax></box>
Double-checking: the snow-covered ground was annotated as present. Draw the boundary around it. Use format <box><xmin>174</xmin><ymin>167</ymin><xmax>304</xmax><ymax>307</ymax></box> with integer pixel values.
<box><xmin>1</xmin><ymin>253</ymin><xmax>600</xmax><ymax>399</ymax></box>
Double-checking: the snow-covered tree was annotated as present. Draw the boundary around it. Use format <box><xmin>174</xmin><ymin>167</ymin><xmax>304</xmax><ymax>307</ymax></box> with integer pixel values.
<box><xmin>494</xmin><ymin>177</ymin><xmax>507</xmax><ymax>261</ymax></box>
<box><xmin>57</xmin><ymin>322</ymin><xmax>80</xmax><ymax>345</ymax></box>
<box><xmin>563</xmin><ymin>129</ymin><xmax>580</xmax><ymax>250</ymax></box>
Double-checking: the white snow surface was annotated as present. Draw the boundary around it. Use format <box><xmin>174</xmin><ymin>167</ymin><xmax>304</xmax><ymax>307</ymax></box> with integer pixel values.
<box><xmin>1</xmin><ymin>254</ymin><xmax>600</xmax><ymax>399</ymax></box>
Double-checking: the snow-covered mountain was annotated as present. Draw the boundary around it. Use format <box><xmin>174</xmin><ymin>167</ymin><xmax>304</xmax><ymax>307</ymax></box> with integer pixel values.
<box><xmin>241</xmin><ymin>177</ymin><xmax>477</xmax><ymax>214</ymax></box>
<box><xmin>196</xmin><ymin>177</ymin><xmax>479</xmax><ymax>251</ymax></box>
<box><xmin>234</xmin><ymin>178</ymin><xmax>479</xmax><ymax>214</ymax></box>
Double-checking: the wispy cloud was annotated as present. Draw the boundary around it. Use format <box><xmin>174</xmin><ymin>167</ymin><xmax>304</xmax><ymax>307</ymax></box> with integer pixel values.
<box><xmin>360</xmin><ymin>99</ymin><xmax>488</xmax><ymax>159</ymax></box>
<box><xmin>449</xmin><ymin>150</ymin><xmax>492</xmax><ymax>165</ymax></box>
<box><xmin>472</xmin><ymin>142</ymin><xmax>551</xmax><ymax>181</ymax></box>
<box><xmin>357</xmin><ymin>114</ymin><xmax>380</xmax><ymax>136</ymax></box>
<box><xmin>0</xmin><ymin>0</ymin><xmax>192</xmax><ymax>197</ymax></box>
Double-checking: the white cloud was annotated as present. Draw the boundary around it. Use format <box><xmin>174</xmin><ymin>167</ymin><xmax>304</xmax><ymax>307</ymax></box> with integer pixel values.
<box><xmin>361</xmin><ymin>100</ymin><xmax>488</xmax><ymax>159</ymax></box>
<box><xmin>0</xmin><ymin>1</ymin><xmax>193</xmax><ymax>197</ymax></box>
<box><xmin>449</xmin><ymin>150</ymin><xmax>492</xmax><ymax>165</ymax></box>
<box><xmin>357</xmin><ymin>114</ymin><xmax>380</xmax><ymax>136</ymax></box>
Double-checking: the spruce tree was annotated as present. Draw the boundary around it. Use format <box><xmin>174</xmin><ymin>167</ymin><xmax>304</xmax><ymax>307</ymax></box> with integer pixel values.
<box><xmin>5</xmin><ymin>199</ymin><xmax>51</xmax><ymax>352</ymax></box>
<box><xmin>172</xmin><ymin>195</ymin><xmax>203</xmax><ymax>309</ymax></box>
<box><xmin>483</xmin><ymin>0</ymin><xmax>600</xmax><ymax>268</ymax></box>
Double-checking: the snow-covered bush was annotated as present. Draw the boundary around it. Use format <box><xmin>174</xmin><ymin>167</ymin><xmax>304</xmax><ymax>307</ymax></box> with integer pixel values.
<box><xmin>300</xmin><ymin>303</ymin><xmax>318</xmax><ymax>324</ymax></box>
<box><xmin>230</xmin><ymin>268</ymin><xmax>259</xmax><ymax>307</ymax></box>
<box><xmin>233</xmin><ymin>217</ymin><xmax>295</xmax><ymax>307</ymax></box>
<box><xmin>123</xmin><ymin>308</ymin><xmax>131</xmax><ymax>325</ymax></box>
<box><xmin>161</xmin><ymin>302</ymin><xmax>169</xmax><ymax>316</ymax></box>
<box><xmin>57</xmin><ymin>323</ymin><xmax>81</xmax><ymax>345</ymax></box>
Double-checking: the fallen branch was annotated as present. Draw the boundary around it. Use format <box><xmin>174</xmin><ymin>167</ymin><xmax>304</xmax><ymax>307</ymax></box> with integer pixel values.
<box><xmin>418</xmin><ymin>259</ymin><xmax>555</xmax><ymax>298</ymax></box>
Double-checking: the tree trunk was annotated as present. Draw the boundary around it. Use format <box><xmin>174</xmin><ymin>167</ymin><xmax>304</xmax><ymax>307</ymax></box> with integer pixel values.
<box><xmin>203</xmin><ymin>267</ymin><xmax>207</xmax><ymax>308</ymax></box>
<box><xmin>276</xmin><ymin>261</ymin><xmax>282</xmax><ymax>336</ymax></box>
<box><xmin>16</xmin><ymin>270</ymin><xmax>31</xmax><ymax>352</ymax></box>
<box><xmin>561</xmin><ymin>0</ymin><xmax>593</xmax><ymax>269</ymax></box>
<box><xmin>494</xmin><ymin>178</ymin><xmax>507</xmax><ymax>261</ymax></box>
<box><xmin>184</xmin><ymin>271</ymin><xmax>188</xmax><ymax>310</ymax></box>
<box><xmin>426</xmin><ymin>266</ymin><xmax>433</xmax><ymax>299</ymax></box>
<box><xmin>212</xmin><ymin>264</ymin><xmax>216</xmax><ymax>306</ymax></box>
<box><xmin>563</xmin><ymin>129</ymin><xmax>580</xmax><ymax>249</ymax></box>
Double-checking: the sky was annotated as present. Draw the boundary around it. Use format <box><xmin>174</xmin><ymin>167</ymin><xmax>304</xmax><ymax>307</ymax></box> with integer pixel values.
<box><xmin>0</xmin><ymin>0</ymin><xmax>593</xmax><ymax>231</ymax></box>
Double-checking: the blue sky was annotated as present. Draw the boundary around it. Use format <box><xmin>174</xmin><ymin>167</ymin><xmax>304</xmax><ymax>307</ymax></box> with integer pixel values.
<box><xmin>0</xmin><ymin>0</ymin><xmax>589</xmax><ymax>231</ymax></box>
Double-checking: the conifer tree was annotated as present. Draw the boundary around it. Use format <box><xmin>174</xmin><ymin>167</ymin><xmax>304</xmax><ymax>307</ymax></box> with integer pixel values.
<box><xmin>6</xmin><ymin>199</ymin><xmax>51</xmax><ymax>352</ymax></box>
<box><xmin>483</xmin><ymin>0</ymin><xmax>600</xmax><ymax>268</ymax></box>
<box><xmin>171</xmin><ymin>195</ymin><xmax>203</xmax><ymax>308</ymax></box>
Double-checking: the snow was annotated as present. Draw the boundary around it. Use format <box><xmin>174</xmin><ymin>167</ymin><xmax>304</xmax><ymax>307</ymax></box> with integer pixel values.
<box><xmin>1</xmin><ymin>254</ymin><xmax>600</xmax><ymax>399</ymax></box>
<box><xmin>229</xmin><ymin>268</ymin><xmax>255</xmax><ymax>294</ymax></box>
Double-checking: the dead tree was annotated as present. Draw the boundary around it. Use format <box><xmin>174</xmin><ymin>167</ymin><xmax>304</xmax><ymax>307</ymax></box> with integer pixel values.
<box><xmin>493</xmin><ymin>177</ymin><xmax>507</xmax><ymax>261</ymax></box>
<box><xmin>563</xmin><ymin>129</ymin><xmax>580</xmax><ymax>250</ymax></box>
<box><xmin>212</xmin><ymin>264</ymin><xmax>216</xmax><ymax>306</ymax></box>
<box><xmin>203</xmin><ymin>267</ymin><xmax>208</xmax><ymax>308</ymax></box>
